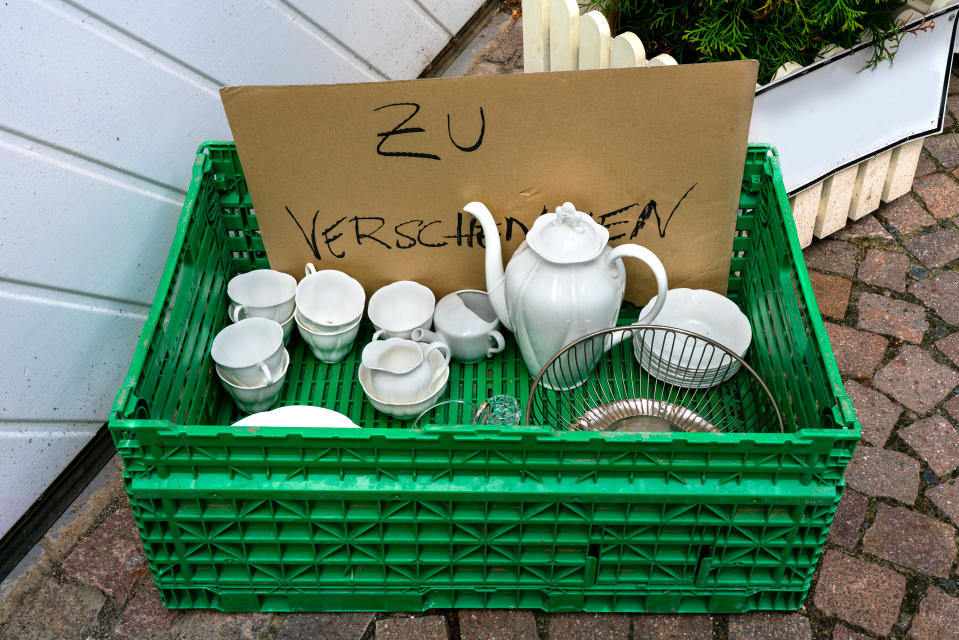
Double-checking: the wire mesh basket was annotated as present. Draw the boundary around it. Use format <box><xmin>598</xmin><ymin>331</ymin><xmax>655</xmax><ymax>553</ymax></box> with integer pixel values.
<box><xmin>526</xmin><ymin>325</ymin><xmax>783</xmax><ymax>433</ymax></box>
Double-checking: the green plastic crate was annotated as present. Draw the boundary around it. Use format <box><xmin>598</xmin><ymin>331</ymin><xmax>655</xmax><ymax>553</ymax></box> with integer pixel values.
<box><xmin>108</xmin><ymin>142</ymin><xmax>859</xmax><ymax>613</ymax></box>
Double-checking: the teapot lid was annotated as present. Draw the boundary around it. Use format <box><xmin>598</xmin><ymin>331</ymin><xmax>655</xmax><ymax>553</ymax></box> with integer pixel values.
<box><xmin>526</xmin><ymin>202</ymin><xmax>609</xmax><ymax>264</ymax></box>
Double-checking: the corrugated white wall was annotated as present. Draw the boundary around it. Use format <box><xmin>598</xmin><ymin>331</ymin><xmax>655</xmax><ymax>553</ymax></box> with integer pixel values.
<box><xmin>0</xmin><ymin>0</ymin><xmax>483</xmax><ymax>538</ymax></box>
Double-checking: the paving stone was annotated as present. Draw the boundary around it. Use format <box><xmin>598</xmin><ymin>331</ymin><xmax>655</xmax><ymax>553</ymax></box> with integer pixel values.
<box><xmin>810</xmin><ymin>272</ymin><xmax>852</xmax><ymax>319</ymax></box>
<box><xmin>878</xmin><ymin>195</ymin><xmax>936</xmax><ymax>234</ymax></box>
<box><xmin>930</xmin><ymin>325</ymin><xmax>953</xmax><ymax>340</ymax></box>
<box><xmin>549</xmin><ymin>613</ymin><xmax>630</xmax><ymax>639</ymax></box>
<box><xmin>916</xmin><ymin>152</ymin><xmax>938</xmax><ymax>177</ymax></box>
<box><xmin>914</xmin><ymin>173</ymin><xmax>959</xmax><ymax>219</ymax></box>
<box><xmin>114</xmin><ymin>579</ymin><xmax>178</xmax><ymax>639</ymax></box>
<box><xmin>727</xmin><ymin>612</ymin><xmax>811</xmax><ymax>640</ymax></box>
<box><xmin>904</xmin><ymin>230</ymin><xmax>959</xmax><ymax>268</ymax></box>
<box><xmin>862</xmin><ymin>503</ymin><xmax>957</xmax><ymax>578</ymax></box>
<box><xmin>937</xmin><ymin>332</ymin><xmax>959</xmax><ymax>367</ymax></box>
<box><xmin>842</xmin><ymin>380</ymin><xmax>902</xmax><ymax>446</ymax></box>
<box><xmin>171</xmin><ymin>612</ymin><xmax>272</xmax><ymax>640</ymax></box>
<box><xmin>911</xmin><ymin>271</ymin><xmax>959</xmax><ymax>326</ymax></box>
<box><xmin>633</xmin><ymin>613</ymin><xmax>712</xmax><ymax>639</ymax></box>
<box><xmin>900</xmin><ymin>414</ymin><xmax>959</xmax><ymax>476</ymax></box>
<box><xmin>834</xmin><ymin>214</ymin><xmax>894</xmax><ymax>240</ymax></box>
<box><xmin>804</xmin><ymin>240</ymin><xmax>859</xmax><ymax>277</ymax></box>
<box><xmin>911</xmin><ymin>265</ymin><xmax>932</xmax><ymax>281</ymax></box>
<box><xmin>873</xmin><ymin>346</ymin><xmax>959</xmax><ymax>413</ymax></box>
<box><xmin>827</xmin><ymin>488</ymin><xmax>869</xmax><ymax>550</ymax></box>
<box><xmin>375</xmin><ymin>616</ymin><xmax>448</xmax><ymax>640</ymax></box>
<box><xmin>458</xmin><ymin>610</ymin><xmax>539</xmax><ymax>640</ymax></box>
<box><xmin>922</xmin><ymin>133</ymin><xmax>959</xmax><ymax>170</ymax></box>
<box><xmin>857</xmin><ymin>293</ymin><xmax>928</xmax><ymax>344</ymax></box>
<box><xmin>909</xmin><ymin>586</ymin><xmax>959</xmax><ymax>640</ymax></box>
<box><xmin>813</xmin><ymin>550</ymin><xmax>906</xmax><ymax>636</ymax></box>
<box><xmin>60</xmin><ymin>505</ymin><xmax>147</xmax><ymax>600</ymax></box>
<box><xmin>927</xmin><ymin>480</ymin><xmax>959</xmax><ymax>527</ymax></box>
<box><xmin>949</xmin><ymin>94</ymin><xmax>959</xmax><ymax>117</ymax></box>
<box><xmin>0</xmin><ymin>577</ymin><xmax>105</xmax><ymax>640</ymax></box>
<box><xmin>276</xmin><ymin>613</ymin><xmax>373</xmax><ymax>640</ymax></box>
<box><xmin>844</xmin><ymin>445</ymin><xmax>920</xmax><ymax>504</ymax></box>
<box><xmin>857</xmin><ymin>249</ymin><xmax>911</xmax><ymax>292</ymax></box>
<box><xmin>945</xmin><ymin>395</ymin><xmax>959</xmax><ymax>422</ymax></box>
<box><xmin>824</xmin><ymin>323</ymin><xmax>888</xmax><ymax>379</ymax></box>
<box><xmin>831</xmin><ymin>624</ymin><xmax>872</xmax><ymax>640</ymax></box>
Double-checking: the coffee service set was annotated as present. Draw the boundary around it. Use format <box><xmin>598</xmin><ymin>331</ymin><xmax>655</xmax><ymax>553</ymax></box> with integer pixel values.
<box><xmin>211</xmin><ymin>263</ymin><xmax>507</xmax><ymax>418</ymax></box>
<box><xmin>210</xmin><ymin>201</ymin><xmax>751</xmax><ymax>422</ymax></box>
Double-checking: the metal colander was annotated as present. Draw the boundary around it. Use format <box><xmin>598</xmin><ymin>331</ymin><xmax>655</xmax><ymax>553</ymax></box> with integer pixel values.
<box><xmin>525</xmin><ymin>325</ymin><xmax>783</xmax><ymax>433</ymax></box>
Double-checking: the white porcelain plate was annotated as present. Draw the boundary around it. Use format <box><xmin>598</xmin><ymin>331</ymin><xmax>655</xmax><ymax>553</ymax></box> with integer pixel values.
<box><xmin>232</xmin><ymin>405</ymin><xmax>359</xmax><ymax>428</ymax></box>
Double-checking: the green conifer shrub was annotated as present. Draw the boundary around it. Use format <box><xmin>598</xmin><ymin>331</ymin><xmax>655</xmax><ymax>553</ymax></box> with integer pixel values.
<box><xmin>583</xmin><ymin>0</ymin><xmax>918</xmax><ymax>83</ymax></box>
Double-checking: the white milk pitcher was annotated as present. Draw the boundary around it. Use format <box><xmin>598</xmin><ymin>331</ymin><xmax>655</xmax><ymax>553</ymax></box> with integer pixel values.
<box><xmin>362</xmin><ymin>335</ymin><xmax>451</xmax><ymax>403</ymax></box>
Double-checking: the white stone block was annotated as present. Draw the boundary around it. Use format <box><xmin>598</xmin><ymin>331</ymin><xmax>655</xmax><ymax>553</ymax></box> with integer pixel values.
<box><xmin>815</xmin><ymin>165</ymin><xmax>859</xmax><ymax>238</ymax></box>
<box><xmin>882</xmin><ymin>139</ymin><xmax>924</xmax><ymax>202</ymax></box>
<box><xmin>848</xmin><ymin>150</ymin><xmax>893</xmax><ymax>220</ymax></box>
<box><xmin>789</xmin><ymin>182</ymin><xmax>823</xmax><ymax>248</ymax></box>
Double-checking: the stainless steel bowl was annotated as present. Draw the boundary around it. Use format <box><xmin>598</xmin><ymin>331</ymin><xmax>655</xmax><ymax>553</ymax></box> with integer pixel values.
<box><xmin>572</xmin><ymin>398</ymin><xmax>719</xmax><ymax>433</ymax></box>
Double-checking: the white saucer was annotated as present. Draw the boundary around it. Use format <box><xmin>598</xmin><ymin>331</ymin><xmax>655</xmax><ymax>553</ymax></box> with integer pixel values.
<box><xmin>232</xmin><ymin>405</ymin><xmax>359</xmax><ymax>428</ymax></box>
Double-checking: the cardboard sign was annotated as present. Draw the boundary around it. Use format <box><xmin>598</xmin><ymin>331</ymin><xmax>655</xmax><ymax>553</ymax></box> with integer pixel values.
<box><xmin>221</xmin><ymin>62</ymin><xmax>756</xmax><ymax>304</ymax></box>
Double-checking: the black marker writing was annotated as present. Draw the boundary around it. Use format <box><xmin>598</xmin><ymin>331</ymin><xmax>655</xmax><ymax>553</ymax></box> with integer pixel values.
<box><xmin>447</xmin><ymin>107</ymin><xmax>485</xmax><ymax>152</ymax></box>
<box><xmin>504</xmin><ymin>217</ymin><xmax>528</xmax><ymax>242</ymax></box>
<box><xmin>629</xmin><ymin>183</ymin><xmax>697</xmax><ymax>239</ymax></box>
<box><xmin>443</xmin><ymin>212</ymin><xmax>471</xmax><ymax>247</ymax></box>
<box><xmin>418</xmin><ymin>220</ymin><xmax>448</xmax><ymax>247</ymax></box>
<box><xmin>322</xmin><ymin>216</ymin><xmax>348</xmax><ymax>258</ymax></box>
<box><xmin>394</xmin><ymin>220</ymin><xmax>420</xmax><ymax>249</ymax></box>
<box><xmin>374</xmin><ymin>102</ymin><xmax>440</xmax><ymax>160</ymax></box>
<box><xmin>351</xmin><ymin>216</ymin><xmax>392</xmax><ymax>249</ymax></box>
<box><xmin>596</xmin><ymin>204</ymin><xmax>639</xmax><ymax>242</ymax></box>
<box><xmin>284</xmin><ymin>206</ymin><xmax>323</xmax><ymax>260</ymax></box>
<box><xmin>283</xmin><ymin>184</ymin><xmax>696</xmax><ymax>259</ymax></box>
<box><xmin>391</xmin><ymin>220</ymin><xmax>449</xmax><ymax>249</ymax></box>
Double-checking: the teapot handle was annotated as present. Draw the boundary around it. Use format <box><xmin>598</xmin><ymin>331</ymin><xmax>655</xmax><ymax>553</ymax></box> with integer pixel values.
<box><xmin>604</xmin><ymin>244</ymin><xmax>668</xmax><ymax>325</ymax></box>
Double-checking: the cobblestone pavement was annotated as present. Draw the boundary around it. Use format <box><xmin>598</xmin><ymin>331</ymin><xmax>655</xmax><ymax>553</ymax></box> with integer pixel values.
<box><xmin>3</xmin><ymin>9</ymin><xmax>959</xmax><ymax>640</ymax></box>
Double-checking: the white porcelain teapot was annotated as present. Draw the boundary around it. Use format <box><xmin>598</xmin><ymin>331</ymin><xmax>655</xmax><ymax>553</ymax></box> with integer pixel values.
<box><xmin>462</xmin><ymin>201</ymin><xmax>668</xmax><ymax>379</ymax></box>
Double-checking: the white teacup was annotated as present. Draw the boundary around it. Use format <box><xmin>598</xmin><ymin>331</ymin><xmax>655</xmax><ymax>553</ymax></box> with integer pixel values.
<box><xmin>227</xmin><ymin>269</ymin><xmax>297</xmax><ymax>322</ymax></box>
<box><xmin>296</xmin><ymin>264</ymin><xmax>365</xmax><ymax>333</ymax></box>
<box><xmin>412</xmin><ymin>290</ymin><xmax>505</xmax><ymax>363</ymax></box>
<box><xmin>295</xmin><ymin>310</ymin><xmax>361</xmax><ymax>363</ymax></box>
<box><xmin>368</xmin><ymin>281</ymin><xmax>435</xmax><ymax>339</ymax></box>
<box><xmin>279</xmin><ymin>308</ymin><xmax>295</xmax><ymax>347</ymax></box>
<box><xmin>210</xmin><ymin>317</ymin><xmax>285</xmax><ymax>386</ymax></box>
<box><xmin>217</xmin><ymin>349</ymin><xmax>290</xmax><ymax>413</ymax></box>
<box><xmin>231</xmin><ymin>303</ymin><xmax>295</xmax><ymax>347</ymax></box>
<box><xmin>362</xmin><ymin>335</ymin><xmax>450</xmax><ymax>403</ymax></box>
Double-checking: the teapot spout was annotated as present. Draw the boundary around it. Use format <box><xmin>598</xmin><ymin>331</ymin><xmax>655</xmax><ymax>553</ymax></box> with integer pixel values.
<box><xmin>462</xmin><ymin>201</ymin><xmax>512</xmax><ymax>331</ymax></box>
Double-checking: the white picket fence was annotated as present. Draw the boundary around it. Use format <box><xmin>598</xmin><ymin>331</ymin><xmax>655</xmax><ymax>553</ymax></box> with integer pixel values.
<box><xmin>522</xmin><ymin>0</ymin><xmax>951</xmax><ymax>246</ymax></box>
